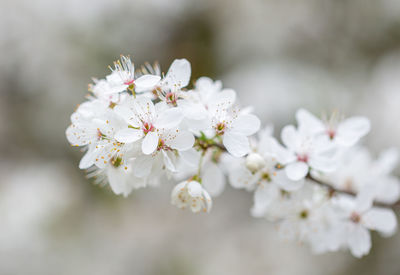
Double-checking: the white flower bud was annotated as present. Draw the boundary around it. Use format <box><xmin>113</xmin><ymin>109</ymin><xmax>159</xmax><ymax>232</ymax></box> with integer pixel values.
<box><xmin>245</xmin><ymin>153</ymin><xmax>266</xmax><ymax>173</ymax></box>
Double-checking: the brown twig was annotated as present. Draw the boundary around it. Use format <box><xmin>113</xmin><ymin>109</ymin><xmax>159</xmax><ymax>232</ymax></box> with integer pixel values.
<box><xmin>306</xmin><ymin>175</ymin><xmax>400</xmax><ymax>209</ymax></box>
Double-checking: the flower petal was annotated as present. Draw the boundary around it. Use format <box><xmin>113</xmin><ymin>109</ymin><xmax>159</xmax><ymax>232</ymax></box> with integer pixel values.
<box><xmin>187</xmin><ymin>181</ymin><xmax>203</xmax><ymax>197</ymax></box>
<box><xmin>281</xmin><ymin>125</ymin><xmax>300</xmax><ymax>151</ymax></box>
<box><xmin>132</xmin><ymin>155</ymin><xmax>153</xmax><ymax>178</ymax></box>
<box><xmin>79</xmin><ymin>146</ymin><xmax>96</xmax><ymax>169</ymax></box>
<box><xmin>202</xmin><ymin>161</ymin><xmax>226</xmax><ymax>197</ymax></box>
<box><xmin>107</xmin><ymin>167</ymin><xmax>133</xmax><ymax>197</ymax></box>
<box><xmin>336</xmin><ymin>117</ymin><xmax>371</xmax><ymax>146</ymax></box>
<box><xmin>223</xmin><ymin>131</ymin><xmax>250</xmax><ymax>157</ymax></box>
<box><xmin>164</xmin><ymin>59</ymin><xmax>191</xmax><ymax>89</ymax></box>
<box><xmin>231</xmin><ymin>114</ymin><xmax>261</xmax><ymax>136</ymax></box>
<box><xmin>166</xmin><ymin>130</ymin><xmax>194</xmax><ymax>151</ymax></box>
<box><xmin>134</xmin><ymin>75</ymin><xmax>161</xmax><ymax>93</ymax></box>
<box><xmin>285</xmin><ymin>162</ymin><xmax>308</xmax><ymax>181</ymax></box>
<box><xmin>134</xmin><ymin>97</ymin><xmax>155</xmax><ymax>119</ymax></box>
<box><xmin>115</xmin><ymin>128</ymin><xmax>143</xmax><ymax>143</ymax></box>
<box><xmin>347</xmin><ymin>225</ymin><xmax>371</xmax><ymax>258</ymax></box>
<box><xmin>275</xmin><ymin>171</ymin><xmax>304</xmax><ymax>191</ymax></box>
<box><xmin>142</xmin><ymin>132</ymin><xmax>159</xmax><ymax>155</ymax></box>
<box><xmin>296</xmin><ymin>108</ymin><xmax>325</xmax><ymax>135</ymax></box>
<box><xmin>154</xmin><ymin>108</ymin><xmax>183</xmax><ymax>129</ymax></box>
<box><xmin>251</xmin><ymin>185</ymin><xmax>279</xmax><ymax>218</ymax></box>
<box><xmin>363</xmin><ymin>208</ymin><xmax>397</xmax><ymax>236</ymax></box>
<box><xmin>162</xmin><ymin>150</ymin><xmax>176</xmax><ymax>172</ymax></box>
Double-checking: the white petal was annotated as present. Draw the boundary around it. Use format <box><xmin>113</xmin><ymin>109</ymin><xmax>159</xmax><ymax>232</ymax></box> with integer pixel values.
<box><xmin>296</xmin><ymin>108</ymin><xmax>325</xmax><ymax>134</ymax></box>
<box><xmin>162</xmin><ymin>150</ymin><xmax>176</xmax><ymax>172</ymax></box>
<box><xmin>177</xmin><ymin>99</ymin><xmax>208</xmax><ymax>120</ymax></box>
<box><xmin>132</xmin><ymin>155</ymin><xmax>153</xmax><ymax>178</ymax></box>
<box><xmin>208</xmin><ymin>89</ymin><xmax>237</xmax><ymax>116</ymax></box>
<box><xmin>281</xmin><ymin>125</ymin><xmax>300</xmax><ymax>151</ymax></box>
<box><xmin>187</xmin><ymin>181</ymin><xmax>203</xmax><ymax>197</ymax></box>
<box><xmin>210</xmin><ymin>89</ymin><xmax>236</xmax><ymax>107</ymax></box>
<box><xmin>375</xmin><ymin>148</ymin><xmax>399</xmax><ymax>175</ymax></box>
<box><xmin>275</xmin><ymin>171</ymin><xmax>304</xmax><ymax>191</ymax></box>
<box><xmin>134</xmin><ymin>75</ymin><xmax>161</xmax><ymax>92</ymax></box>
<box><xmin>142</xmin><ymin>132</ymin><xmax>159</xmax><ymax>155</ymax></box>
<box><xmin>336</xmin><ymin>117</ymin><xmax>371</xmax><ymax>146</ymax></box>
<box><xmin>202</xmin><ymin>161</ymin><xmax>226</xmax><ymax>197</ymax></box>
<box><xmin>347</xmin><ymin>225</ymin><xmax>371</xmax><ymax>258</ymax></box>
<box><xmin>259</xmin><ymin>136</ymin><xmax>296</xmax><ymax>164</ymax></box>
<box><xmin>154</xmin><ymin>108</ymin><xmax>183</xmax><ymax>129</ymax></box>
<box><xmin>223</xmin><ymin>131</ymin><xmax>250</xmax><ymax>157</ymax></box>
<box><xmin>375</xmin><ymin>177</ymin><xmax>400</xmax><ymax>204</ymax></box>
<box><xmin>251</xmin><ymin>185</ymin><xmax>279</xmax><ymax>217</ymax></box>
<box><xmin>179</xmin><ymin>148</ymin><xmax>201</xmax><ymax>168</ymax></box>
<box><xmin>231</xmin><ymin>114</ymin><xmax>261</xmax><ymax>136</ymax></box>
<box><xmin>164</xmin><ymin>59</ymin><xmax>191</xmax><ymax>89</ymax></box>
<box><xmin>107</xmin><ymin>167</ymin><xmax>133</xmax><ymax>197</ymax></box>
<box><xmin>134</xmin><ymin>97</ymin><xmax>155</xmax><ymax>119</ymax></box>
<box><xmin>228</xmin><ymin>165</ymin><xmax>254</xmax><ymax>189</ymax></box>
<box><xmin>114</xmin><ymin>105</ymin><xmax>140</xmax><ymax>127</ymax></box>
<box><xmin>166</xmin><ymin>130</ymin><xmax>194</xmax><ymax>151</ymax></box>
<box><xmin>115</xmin><ymin>128</ymin><xmax>143</xmax><ymax>143</ymax></box>
<box><xmin>308</xmin><ymin>155</ymin><xmax>336</xmax><ymax>173</ymax></box>
<box><xmin>66</xmin><ymin>125</ymin><xmax>90</xmax><ymax>146</ymax></box>
<box><xmin>355</xmin><ymin>188</ymin><xmax>374</xmax><ymax>213</ymax></box>
<box><xmin>79</xmin><ymin>147</ymin><xmax>96</xmax><ymax>169</ymax></box>
<box><xmin>363</xmin><ymin>208</ymin><xmax>397</xmax><ymax>236</ymax></box>
<box><xmin>285</xmin><ymin>162</ymin><xmax>308</xmax><ymax>181</ymax></box>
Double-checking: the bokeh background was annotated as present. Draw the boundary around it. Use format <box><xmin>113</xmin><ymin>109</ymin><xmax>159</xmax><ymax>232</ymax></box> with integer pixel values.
<box><xmin>1</xmin><ymin>0</ymin><xmax>400</xmax><ymax>274</ymax></box>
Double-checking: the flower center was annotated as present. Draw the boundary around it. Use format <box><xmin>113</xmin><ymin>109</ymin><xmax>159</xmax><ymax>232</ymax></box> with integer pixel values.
<box><xmin>215</xmin><ymin>122</ymin><xmax>226</xmax><ymax>135</ymax></box>
<box><xmin>142</xmin><ymin>122</ymin><xmax>155</xmax><ymax>134</ymax></box>
<box><xmin>97</xmin><ymin>129</ymin><xmax>106</xmax><ymax>140</ymax></box>
<box><xmin>157</xmin><ymin>138</ymin><xmax>172</xmax><ymax>151</ymax></box>
<box><xmin>111</xmin><ymin>156</ymin><xmax>123</xmax><ymax>168</ymax></box>
<box><xmin>327</xmin><ymin>129</ymin><xmax>336</xmax><ymax>140</ymax></box>
<box><xmin>350</xmin><ymin>212</ymin><xmax>361</xmax><ymax>223</ymax></box>
<box><xmin>165</xmin><ymin>92</ymin><xmax>177</xmax><ymax>106</ymax></box>
<box><xmin>297</xmin><ymin>154</ymin><xmax>309</xmax><ymax>163</ymax></box>
<box><xmin>299</xmin><ymin>209</ymin><xmax>309</xmax><ymax>219</ymax></box>
<box><xmin>157</xmin><ymin>138</ymin><xmax>165</xmax><ymax>150</ymax></box>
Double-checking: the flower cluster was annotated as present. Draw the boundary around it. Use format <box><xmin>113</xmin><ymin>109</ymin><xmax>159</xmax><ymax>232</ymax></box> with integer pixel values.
<box><xmin>67</xmin><ymin>55</ymin><xmax>399</xmax><ymax>258</ymax></box>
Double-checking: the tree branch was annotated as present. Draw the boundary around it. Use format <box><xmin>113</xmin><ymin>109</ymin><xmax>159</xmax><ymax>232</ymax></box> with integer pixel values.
<box><xmin>306</xmin><ymin>174</ymin><xmax>400</xmax><ymax>209</ymax></box>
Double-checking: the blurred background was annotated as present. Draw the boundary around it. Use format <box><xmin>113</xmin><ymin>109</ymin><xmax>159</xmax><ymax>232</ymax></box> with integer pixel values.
<box><xmin>1</xmin><ymin>0</ymin><xmax>400</xmax><ymax>274</ymax></box>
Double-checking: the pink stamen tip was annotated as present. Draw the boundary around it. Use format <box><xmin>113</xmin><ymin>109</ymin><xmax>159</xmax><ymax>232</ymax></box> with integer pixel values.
<box><xmin>166</xmin><ymin>92</ymin><xmax>177</xmax><ymax>105</ymax></box>
<box><xmin>350</xmin><ymin>212</ymin><xmax>361</xmax><ymax>223</ymax></box>
<box><xmin>327</xmin><ymin>129</ymin><xmax>335</xmax><ymax>139</ymax></box>
<box><xmin>142</xmin><ymin>122</ymin><xmax>155</xmax><ymax>134</ymax></box>
<box><xmin>297</xmin><ymin>155</ymin><xmax>309</xmax><ymax>163</ymax></box>
<box><xmin>124</xmin><ymin>79</ymin><xmax>135</xmax><ymax>85</ymax></box>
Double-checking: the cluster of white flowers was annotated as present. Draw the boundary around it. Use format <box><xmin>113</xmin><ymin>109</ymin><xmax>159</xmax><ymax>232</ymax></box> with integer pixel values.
<box><xmin>67</xmin><ymin>55</ymin><xmax>399</xmax><ymax>258</ymax></box>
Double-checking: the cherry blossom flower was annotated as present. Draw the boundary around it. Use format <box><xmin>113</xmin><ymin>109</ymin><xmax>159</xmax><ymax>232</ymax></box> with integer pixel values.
<box><xmin>107</xmin><ymin>55</ymin><xmax>161</xmax><ymax>94</ymax></box>
<box><xmin>114</xmin><ymin>97</ymin><xmax>190</xmax><ymax>155</ymax></box>
<box><xmin>281</xmin><ymin>125</ymin><xmax>337</xmax><ymax>181</ymax></box>
<box><xmin>171</xmin><ymin>180</ymin><xmax>212</xmax><ymax>213</ymax></box>
<box><xmin>296</xmin><ymin>108</ymin><xmax>370</xmax><ymax>147</ymax></box>
<box><xmin>332</xmin><ymin>192</ymin><xmax>397</xmax><ymax>257</ymax></box>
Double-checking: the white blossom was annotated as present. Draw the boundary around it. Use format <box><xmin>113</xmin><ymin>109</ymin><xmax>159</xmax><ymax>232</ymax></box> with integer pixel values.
<box><xmin>171</xmin><ymin>180</ymin><xmax>212</xmax><ymax>213</ymax></box>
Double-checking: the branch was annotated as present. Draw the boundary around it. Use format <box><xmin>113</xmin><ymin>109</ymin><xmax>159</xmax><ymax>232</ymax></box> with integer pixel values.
<box><xmin>306</xmin><ymin>174</ymin><xmax>400</xmax><ymax>209</ymax></box>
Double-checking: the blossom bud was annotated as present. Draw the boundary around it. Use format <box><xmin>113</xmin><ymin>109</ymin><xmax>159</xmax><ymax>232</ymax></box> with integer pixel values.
<box><xmin>245</xmin><ymin>153</ymin><xmax>265</xmax><ymax>173</ymax></box>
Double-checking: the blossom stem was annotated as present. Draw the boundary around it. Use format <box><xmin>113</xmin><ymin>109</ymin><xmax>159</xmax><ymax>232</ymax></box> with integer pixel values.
<box><xmin>305</xmin><ymin>174</ymin><xmax>400</xmax><ymax>209</ymax></box>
